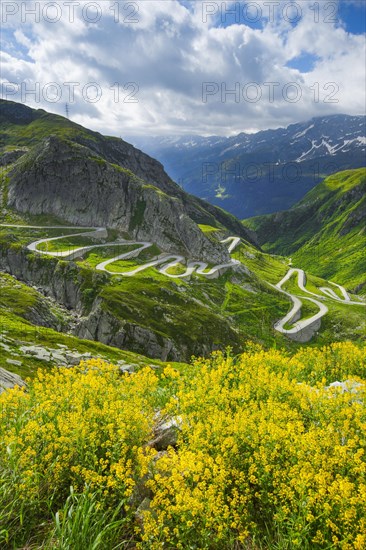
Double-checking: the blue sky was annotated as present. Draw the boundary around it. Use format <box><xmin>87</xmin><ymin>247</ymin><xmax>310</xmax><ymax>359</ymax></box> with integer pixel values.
<box><xmin>338</xmin><ymin>0</ymin><xmax>366</xmax><ymax>34</ymax></box>
<box><xmin>0</xmin><ymin>0</ymin><xmax>365</xmax><ymax>136</ymax></box>
<box><xmin>217</xmin><ymin>0</ymin><xmax>366</xmax><ymax>33</ymax></box>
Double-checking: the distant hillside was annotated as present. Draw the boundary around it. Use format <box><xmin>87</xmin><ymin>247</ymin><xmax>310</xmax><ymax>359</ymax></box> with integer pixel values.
<box><xmin>244</xmin><ymin>169</ymin><xmax>366</xmax><ymax>292</ymax></box>
<box><xmin>130</xmin><ymin>114</ymin><xmax>366</xmax><ymax>218</ymax></box>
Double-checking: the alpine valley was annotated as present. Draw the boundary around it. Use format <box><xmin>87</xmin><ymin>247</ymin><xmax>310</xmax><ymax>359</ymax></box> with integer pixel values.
<box><xmin>1</xmin><ymin>0</ymin><xmax>366</xmax><ymax>543</ymax></box>
<box><xmin>1</xmin><ymin>99</ymin><xmax>366</xmax><ymax>549</ymax></box>
<box><xmin>0</xmin><ymin>99</ymin><xmax>365</xmax><ymax>383</ymax></box>
<box><xmin>130</xmin><ymin>114</ymin><xmax>366</xmax><ymax>218</ymax></box>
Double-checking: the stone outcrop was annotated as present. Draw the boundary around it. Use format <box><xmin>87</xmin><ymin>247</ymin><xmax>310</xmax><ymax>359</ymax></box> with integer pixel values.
<box><xmin>1</xmin><ymin>99</ymin><xmax>257</xmax><ymax>250</ymax></box>
<box><xmin>148</xmin><ymin>416</ymin><xmax>182</xmax><ymax>451</ymax></box>
<box><xmin>7</xmin><ymin>136</ymin><xmax>233</xmax><ymax>263</ymax></box>
<box><xmin>0</xmin><ymin>367</ymin><xmax>26</xmax><ymax>394</ymax></box>
<box><xmin>0</xmin><ymin>246</ymin><xmax>192</xmax><ymax>361</ymax></box>
<box><xmin>0</xmin><ymin>149</ymin><xmax>28</xmax><ymax>166</ymax></box>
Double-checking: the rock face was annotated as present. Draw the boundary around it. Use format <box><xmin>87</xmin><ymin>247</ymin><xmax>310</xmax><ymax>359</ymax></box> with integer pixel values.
<box><xmin>8</xmin><ymin>136</ymin><xmax>226</xmax><ymax>262</ymax></box>
<box><xmin>0</xmin><ymin>100</ymin><xmax>257</xmax><ymax>361</ymax></box>
<box><xmin>75</xmin><ymin>306</ymin><xmax>181</xmax><ymax>361</ymax></box>
<box><xmin>0</xmin><ymin>149</ymin><xmax>28</xmax><ymax>166</ymax></box>
<box><xmin>148</xmin><ymin>415</ymin><xmax>182</xmax><ymax>451</ymax></box>
<box><xmin>0</xmin><ymin>367</ymin><xmax>26</xmax><ymax>394</ymax></box>
<box><xmin>0</xmin><ymin>246</ymin><xmax>87</xmax><ymax>313</ymax></box>
<box><xmin>2</xmin><ymin>99</ymin><xmax>257</xmax><ymax>263</ymax></box>
<box><xmin>0</xmin><ymin>247</ymin><xmax>196</xmax><ymax>361</ymax></box>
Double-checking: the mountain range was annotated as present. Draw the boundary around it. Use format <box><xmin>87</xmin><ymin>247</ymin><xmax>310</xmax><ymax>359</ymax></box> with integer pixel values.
<box><xmin>129</xmin><ymin>114</ymin><xmax>366</xmax><ymax>218</ymax></box>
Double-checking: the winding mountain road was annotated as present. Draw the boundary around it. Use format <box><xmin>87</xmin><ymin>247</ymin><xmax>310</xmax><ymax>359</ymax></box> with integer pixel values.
<box><xmin>272</xmin><ymin>268</ymin><xmax>365</xmax><ymax>342</ymax></box>
<box><xmin>271</xmin><ymin>269</ymin><xmax>329</xmax><ymax>341</ymax></box>
<box><xmin>1</xmin><ymin>224</ymin><xmax>364</xmax><ymax>342</ymax></box>
<box><xmin>1</xmin><ymin>224</ymin><xmax>241</xmax><ymax>278</ymax></box>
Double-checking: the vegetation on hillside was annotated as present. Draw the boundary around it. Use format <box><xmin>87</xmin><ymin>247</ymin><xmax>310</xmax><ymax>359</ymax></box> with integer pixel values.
<box><xmin>0</xmin><ymin>342</ymin><xmax>365</xmax><ymax>549</ymax></box>
<box><xmin>0</xmin><ymin>223</ymin><xmax>296</xmax><ymax>360</ymax></box>
<box><xmin>0</xmin><ymin>99</ymin><xmax>256</xmax><ymax>246</ymax></box>
<box><xmin>244</xmin><ymin>169</ymin><xmax>366</xmax><ymax>292</ymax></box>
<box><xmin>1</xmin><ymin>221</ymin><xmax>365</xmax><ymax>370</ymax></box>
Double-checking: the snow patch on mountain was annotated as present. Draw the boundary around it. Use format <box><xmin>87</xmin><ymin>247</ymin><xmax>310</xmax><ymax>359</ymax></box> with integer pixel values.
<box><xmin>294</xmin><ymin>124</ymin><xmax>315</xmax><ymax>139</ymax></box>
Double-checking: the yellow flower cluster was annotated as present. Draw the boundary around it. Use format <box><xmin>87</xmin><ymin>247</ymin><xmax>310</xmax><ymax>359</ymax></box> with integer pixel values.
<box><xmin>140</xmin><ymin>343</ymin><xmax>366</xmax><ymax>549</ymax></box>
<box><xmin>0</xmin><ymin>360</ymin><xmax>157</xmax><ymax>509</ymax></box>
<box><xmin>0</xmin><ymin>343</ymin><xmax>365</xmax><ymax>548</ymax></box>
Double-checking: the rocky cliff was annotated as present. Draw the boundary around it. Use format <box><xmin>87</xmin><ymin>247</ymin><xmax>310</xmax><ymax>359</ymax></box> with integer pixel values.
<box><xmin>1</xmin><ymin>100</ymin><xmax>257</xmax><ymax>262</ymax></box>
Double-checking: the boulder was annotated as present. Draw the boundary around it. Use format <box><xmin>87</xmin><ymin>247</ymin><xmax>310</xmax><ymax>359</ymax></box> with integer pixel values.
<box><xmin>0</xmin><ymin>367</ymin><xmax>26</xmax><ymax>394</ymax></box>
<box><xmin>148</xmin><ymin>416</ymin><xmax>182</xmax><ymax>451</ymax></box>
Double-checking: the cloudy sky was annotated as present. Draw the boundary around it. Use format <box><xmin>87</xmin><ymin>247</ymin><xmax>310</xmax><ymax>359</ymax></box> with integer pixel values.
<box><xmin>1</xmin><ymin>0</ymin><xmax>365</xmax><ymax>136</ymax></box>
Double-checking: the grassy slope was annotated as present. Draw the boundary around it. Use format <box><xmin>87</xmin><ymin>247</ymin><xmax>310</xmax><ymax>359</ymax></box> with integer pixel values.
<box><xmin>0</xmin><ymin>105</ymin><xmax>98</xmax><ymax>149</ymax></box>
<box><xmin>0</xmin><ymin>272</ymin><xmax>175</xmax><ymax>380</ymax></box>
<box><xmin>0</xmin><ymin>222</ymin><xmax>294</xmax><ymax>359</ymax></box>
<box><xmin>1</xmin><ymin>107</ymin><xmax>365</xmax><ymax>356</ymax></box>
<box><xmin>244</xmin><ymin>169</ymin><xmax>366</xmax><ymax>291</ymax></box>
<box><xmin>1</xmin><ymin>219</ymin><xmax>365</xmax><ymax>369</ymax></box>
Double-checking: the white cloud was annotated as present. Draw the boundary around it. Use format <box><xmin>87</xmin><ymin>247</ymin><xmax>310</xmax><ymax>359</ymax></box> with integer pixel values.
<box><xmin>1</xmin><ymin>0</ymin><xmax>365</xmax><ymax>136</ymax></box>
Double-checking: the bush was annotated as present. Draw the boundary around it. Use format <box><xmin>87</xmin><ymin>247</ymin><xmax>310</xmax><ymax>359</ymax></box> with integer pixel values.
<box><xmin>0</xmin><ymin>360</ymin><xmax>158</xmax><ymax>547</ymax></box>
<box><xmin>0</xmin><ymin>344</ymin><xmax>365</xmax><ymax>549</ymax></box>
<box><xmin>141</xmin><ymin>344</ymin><xmax>366</xmax><ymax>549</ymax></box>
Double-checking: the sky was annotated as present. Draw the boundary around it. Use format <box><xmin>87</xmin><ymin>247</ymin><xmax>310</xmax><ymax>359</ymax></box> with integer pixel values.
<box><xmin>0</xmin><ymin>0</ymin><xmax>365</xmax><ymax>137</ymax></box>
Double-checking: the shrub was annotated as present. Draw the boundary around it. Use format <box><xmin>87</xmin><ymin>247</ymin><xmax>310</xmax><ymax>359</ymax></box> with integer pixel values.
<box><xmin>0</xmin><ymin>360</ymin><xmax>158</xmax><ymax>547</ymax></box>
<box><xmin>0</xmin><ymin>344</ymin><xmax>365</xmax><ymax>549</ymax></box>
<box><xmin>140</xmin><ymin>344</ymin><xmax>366</xmax><ymax>549</ymax></box>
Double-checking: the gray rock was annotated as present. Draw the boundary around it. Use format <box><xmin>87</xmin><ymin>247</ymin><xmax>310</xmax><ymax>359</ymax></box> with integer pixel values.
<box><xmin>0</xmin><ymin>341</ymin><xmax>12</xmax><ymax>353</ymax></box>
<box><xmin>135</xmin><ymin>497</ymin><xmax>151</xmax><ymax>530</ymax></box>
<box><xmin>0</xmin><ymin>149</ymin><xmax>28</xmax><ymax>166</ymax></box>
<box><xmin>119</xmin><ymin>364</ymin><xmax>136</xmax><ymax>374</ymax></box>
<box><xmin>6</xmin><ymin>359</ymin><xmax>22</xmax><ymax>367</ymax></box>
<box><xmin>0</xmin><ymin>367</ymin><xmax>26</xmax><ymax>394</ymax></box>
<box><xmin>65</xmin><ymin>353</ymin><xmax>83</xmax><ymax>366</ymax></box>
<box><xmin>76</xmin><ymin>306</ymin><xmax>181</xmax><ymax>361</ymax></box>
<box><xmin>20</xmin><ymin>345</ymin><xmax>51</xmax><ymax>361</ymax></box>
<box><xmin>326</xmin><ymin>380</ymin><xmax>362</xmax><ymax>393</ymax></box>
<box><xmin>244</xmin><ymin>251</ymin><xmax>256</xmax><ymax>259</ymax></box>
<box><xmin>148</xmin><ymin>416</ymin><xmax>182</xmax><ymax>451</ymax></box>
<box><xmin>0</xmin><ymin>246</ymin><xmax>188</xmax><ymax>361</ymax></box>
<box><xmin>7</xmin><ymin>136</ymin><xmax>234</xmax><ymax>263</ymax></box>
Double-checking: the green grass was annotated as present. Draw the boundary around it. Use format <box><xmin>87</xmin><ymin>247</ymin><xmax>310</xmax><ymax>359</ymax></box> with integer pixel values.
<box><xmin>0</xmin><ymin>211</ymin><xmax>365</xmax><ymax>364</ymax></box>
<box><xmin>292</xmin><ymin>225</ymin><xmax>366</xmax><ymax>292</ymax></box>
<box><xmin>0</xmin><ymin>273</ymin><xmax>38</xmax><ymax>315</ymax></box>
<box><xmin>198</xmin><ymin>224</ymin><xmax>219</xmax><ymax>234</ymax></box>
<box><xmin>81</xmin><ymin>245</ymin><xmax>142</xmax><ymax>269</ymax></box>
<box><xmin>103</xmin><ymin>260</ymin><xmax>142</xmax><ymax>273</ymax></box>
<box><xmin>162</xmin><ymin>262</ymin><xmax>188</xmax><ymax>276</ymax></box>
<box><xmin>0</xmin><ymin>272</ymin><xmax>173</xmax><ymax>380</ymax></box>
<box><xmin>0</xmin><ymin>104</ymin><xmax>98</xmax><ymax>149</ymax></box>
<box><xmin>44</xmin><ymin>487</ymin><xmax>128</xmax><ymax>550</ymax></box>
<box><xmin>0</xmin><ymin>309</ymin><xmax>166</xmax><ymax>380</ymax></box>
<box><xmin>244</xmin><ymin>169</ymin><xmax>366</xmax><ymax>292</ymax></box>
<box><xmin>232</xmin><ymin>242</ymin><xmax>289</xmax><ymax>284</ymax></box>
<box><xmin>37</xmin><ymin>234</ymin><xmax>100</xmax><ymax>253</ymax></box>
